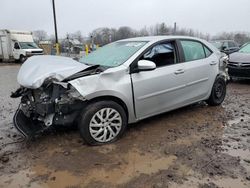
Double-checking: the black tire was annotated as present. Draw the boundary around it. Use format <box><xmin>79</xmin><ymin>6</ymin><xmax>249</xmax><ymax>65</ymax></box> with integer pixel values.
<box><xmin>78</xmin><ymin>101</ymin><xmax>127</xmax><ymax>145</ymax></box>
<box><xmin>19</xmin><ymin>55</ymin><xmax>26</xmax><ymax>63</ymax></box>
<box><xmin>206</xmin><ymin>77</ymin><xmax>226</xmax><ymax>106</ymax></box>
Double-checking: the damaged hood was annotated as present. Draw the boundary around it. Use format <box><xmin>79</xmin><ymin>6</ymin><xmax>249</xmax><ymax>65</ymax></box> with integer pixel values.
<box><xmin>17</xmin><ymin>55</ymin><xmax>89</xmax><ymax>89</ymax></box>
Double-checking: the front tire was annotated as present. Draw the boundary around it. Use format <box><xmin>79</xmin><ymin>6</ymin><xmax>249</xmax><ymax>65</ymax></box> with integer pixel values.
<box><xmin>78</xmin><ymin>101</ymin><xmax>127</xmax><ymax>145</ymax></box>
<box><xmin>207</xmin><ymin>77</ymin><xmax>226</xmax><ymax>106</ymax></box>
<box><xmin>19</xmin><ymin>55</ymin><xmax>26</xmax><ymax>63</ymax></box>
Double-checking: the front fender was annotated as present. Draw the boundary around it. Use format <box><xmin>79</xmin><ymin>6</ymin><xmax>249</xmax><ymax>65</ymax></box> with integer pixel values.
<box><xmin>69</xmin><ymin>72</ymin><xmax>137</xmax><ymax>123</ymax></box>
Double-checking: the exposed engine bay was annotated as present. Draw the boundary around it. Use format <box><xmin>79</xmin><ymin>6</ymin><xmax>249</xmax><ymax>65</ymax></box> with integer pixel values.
<box><xmin>11</xmin><ymin>61</ymin><xmax>104</xmax><ymax>138</ymax></box>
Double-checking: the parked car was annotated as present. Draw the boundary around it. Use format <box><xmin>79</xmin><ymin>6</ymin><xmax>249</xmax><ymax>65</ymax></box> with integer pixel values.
<box><xmin>210</xmin><ymin>40</ymin><xmax>239</xmax><ymax>55</ymax></box>
<box><xmin>11</xmin><ymin>36</ymin><xmax>228</xmax><ymax>145</ymax></box>
<box><xmin>228</xmin><ymin>42</ymin><xmax>250</xmax><ymax>79</ymax></box>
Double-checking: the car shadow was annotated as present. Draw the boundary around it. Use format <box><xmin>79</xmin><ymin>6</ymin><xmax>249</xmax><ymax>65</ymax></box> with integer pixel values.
<box><xmin>26</xmin><ymin>101</ymin><xmax>220</xmax><ymax>146</ymax></box>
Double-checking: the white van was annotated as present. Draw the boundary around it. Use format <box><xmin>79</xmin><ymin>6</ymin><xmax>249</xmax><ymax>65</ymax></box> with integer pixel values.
<box><xmin>0</xmin><ymin>30</ymin><xmax>43</xmax><ymax>62</ymax></box>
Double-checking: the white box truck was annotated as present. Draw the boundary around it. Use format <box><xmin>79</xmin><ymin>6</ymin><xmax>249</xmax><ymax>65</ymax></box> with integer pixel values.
<box><xmin>0</xmin><ymin>30</ymin><xmax>43</xmax><ymax>62</ymax></box>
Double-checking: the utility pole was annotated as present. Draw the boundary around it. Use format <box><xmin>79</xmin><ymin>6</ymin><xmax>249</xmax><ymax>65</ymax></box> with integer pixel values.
<box><xmin>52</xmin><ymin>0</ymin><xmax>59</xmax><ymax>55</ymax></box>
<box><xmin>174</xmin><ymin>22</ymin><xmax>177</xmax><ymax>35</ymax></box>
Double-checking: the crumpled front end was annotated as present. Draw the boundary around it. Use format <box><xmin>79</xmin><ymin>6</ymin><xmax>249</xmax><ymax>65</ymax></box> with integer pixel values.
<box><xmin>12</xmin><ymin>55</ymin><xmax>105</xmax><ymax>137</ymax></box>
<box><xmin>12</xmin><ymin>82</ymin><xmax>86</xmax><ymax>137</ymax></box>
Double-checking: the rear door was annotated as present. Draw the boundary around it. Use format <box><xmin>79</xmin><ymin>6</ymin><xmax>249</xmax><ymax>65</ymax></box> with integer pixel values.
<box><xmin>131</xmin><ymin>40</ymin><xmax>188</xmax><ymax>119</ymax></box>
<box><xmin>178</xmin><ymin>40</ymin><xmax>218</xmax><ymax>102</ymax></box>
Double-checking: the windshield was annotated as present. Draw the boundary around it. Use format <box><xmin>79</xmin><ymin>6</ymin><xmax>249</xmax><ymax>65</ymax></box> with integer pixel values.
<box><xmin>19</xmin><ymin>42</ymin><xmax>39</xmax><ymax>49</ymax></box>
<box><xmin>210</xmin><ymin>41</ymin><xmax>222</xmax><ymax>49</ymax></box>
<box><xmin>239</xmin><ymin>43</ymin><xmax>250</xmax><ymax>53</ymax></box>
<box><xmin>79</xmin><ymin>41</ymin><xmax>147</xmax><ymax>67</ymax></box>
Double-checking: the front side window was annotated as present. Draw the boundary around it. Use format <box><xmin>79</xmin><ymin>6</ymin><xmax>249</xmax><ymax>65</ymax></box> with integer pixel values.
<box><xmin>80</xmin><ymin>41</ymin><xmax>147</xmax><ymax>67</ymax></box>
<box><xmin>14</xmin><ymin>42</ymin><xmax>20</xmax><ymax>49</ymax></box>
<box><xmin>140</xmin><ymin>42</ymin><xmax>176</xmax><ymax>67</ymax></box>
<box><xmin>180</xmin><ymin>40</ymin><xmax>206</xmax><ymax>62</ymax></box>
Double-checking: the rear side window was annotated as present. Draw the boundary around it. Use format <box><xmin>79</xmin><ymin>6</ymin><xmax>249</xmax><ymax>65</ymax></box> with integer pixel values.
<box><xmin>180</xmin><ymin>40</ymin><xmax>206</xmax><ymax>62</ymax></box>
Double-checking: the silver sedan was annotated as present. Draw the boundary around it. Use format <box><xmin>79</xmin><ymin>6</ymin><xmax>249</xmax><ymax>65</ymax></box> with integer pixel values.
<box><xmin>12</xmin><ymin>36</ymin><xmax>228</xmax><ymax>145</ymax></box>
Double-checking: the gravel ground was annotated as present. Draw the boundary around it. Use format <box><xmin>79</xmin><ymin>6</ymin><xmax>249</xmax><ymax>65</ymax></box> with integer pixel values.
<box><xmin>0</xmin><ymin>65</ymin><xmax>250</xmax><ymax>188</ymax></box>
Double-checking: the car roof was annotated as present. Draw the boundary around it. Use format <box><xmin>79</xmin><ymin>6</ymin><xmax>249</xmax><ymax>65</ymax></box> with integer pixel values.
<box><xmin>211</xmin><ymin>40</ymin><xmax>236</xmax><ymax>43</ymax></box>
<box><xmin>119</xmin><ymin>35</ymin><xmax>206</xmax><ymax>43</ymax></box>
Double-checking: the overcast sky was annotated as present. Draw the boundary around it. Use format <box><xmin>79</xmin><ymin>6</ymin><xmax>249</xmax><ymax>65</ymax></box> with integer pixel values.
<box><xmin>0</xmin><ymin>0</ymin><xmax>250</xmax><ymax>37</ymax></box>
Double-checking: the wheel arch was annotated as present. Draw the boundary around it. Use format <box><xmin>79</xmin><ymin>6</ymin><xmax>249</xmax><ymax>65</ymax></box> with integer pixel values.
<box><xmin>86</xmin><ymin>95</ymin><xmax>130</xmax><ymax>122</ymax></box>
<box><xmin>206</xmin><ymin>73</ymin><xmax>227</xmax><ymax>100</ymax></box>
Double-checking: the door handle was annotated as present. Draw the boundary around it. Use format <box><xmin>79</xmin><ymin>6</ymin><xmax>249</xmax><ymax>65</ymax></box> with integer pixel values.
<box><xmin>210</xmin><ymin>61</ymin><xmax>217</xmax><ymax>66</ymax></box>
<box><xmin>174</xmin><ymin>69</ymin><xmax>185</xmax><ymax>75</ymax></box>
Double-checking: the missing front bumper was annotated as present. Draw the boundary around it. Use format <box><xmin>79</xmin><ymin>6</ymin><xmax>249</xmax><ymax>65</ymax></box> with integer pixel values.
<box><xmin>13</xmin><ymin>108</ymin><xmax>47</xmax><ymax>138</ymax></box>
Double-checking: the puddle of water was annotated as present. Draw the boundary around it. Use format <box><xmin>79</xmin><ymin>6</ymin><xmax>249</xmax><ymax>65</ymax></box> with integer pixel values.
<box><xmin>0</xmin><ymin>149</ymin><xmax>177</xmax><ymax>188</ymax></box>
<box><xmin>223</xmin><ymin>116</ymin><xmax>250</xmax><ymax>168</ymax></box>
<box><xmin>41</xmin><ymin>171</ymin><xmax>82</xmax><ymax>188</ymax></box>
<box><xmin>170</xmin><ymin>176</ymin><xmax>250</xmax><ymax>188</ymax></box>
<box><xmin>83</xmin><ymin>150</ymin><xmax>177</xmax><ymax>186</ymax></box>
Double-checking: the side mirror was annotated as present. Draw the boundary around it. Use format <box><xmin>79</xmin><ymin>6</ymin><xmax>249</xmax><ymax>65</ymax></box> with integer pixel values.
<box><xmin>137</xmin><ymin>60</ymin><xmax>156</xmax><ymax>71</ymax></box>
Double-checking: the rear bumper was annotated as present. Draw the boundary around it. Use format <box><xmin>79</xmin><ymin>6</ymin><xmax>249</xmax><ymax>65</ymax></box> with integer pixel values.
<box><xmin>228</xmin><ymin>66</ymin><xmax>250</xmax><ymax>79</ymax></box>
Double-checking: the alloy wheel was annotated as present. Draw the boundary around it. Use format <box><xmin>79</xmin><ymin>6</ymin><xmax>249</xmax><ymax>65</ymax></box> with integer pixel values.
<box><xmin>89</xmin><ymin>108</ymin><xmax>122</xmax><ymax>143</ymax></box>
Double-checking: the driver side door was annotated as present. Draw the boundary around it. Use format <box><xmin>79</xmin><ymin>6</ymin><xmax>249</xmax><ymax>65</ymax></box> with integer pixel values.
<box><xmin>131</xmin><ymin>40</ymin><xmax>187</xmax><ymax>119</ymax></box>
<box><xmin>12</xmin><ymin>41</ymin><xmax>20</xmax><ymax>59</ymax></box>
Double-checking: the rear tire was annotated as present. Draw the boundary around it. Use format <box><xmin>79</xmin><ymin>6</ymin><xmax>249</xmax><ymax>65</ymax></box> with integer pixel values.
<box><xmin>78</xmin><ymin>101</ymin><xmax>127</xmax><ymax>145</ymax></box>
<box><xmin>207</xmin><ymin>77</ymin><xmax>226</xmax><ymax>106</ymax></box>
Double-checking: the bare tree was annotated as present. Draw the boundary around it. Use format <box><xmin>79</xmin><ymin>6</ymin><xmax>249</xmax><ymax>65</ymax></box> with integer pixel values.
<box><xmin>116</xmin><ymin>26</ymin><xmax>136</xmax><ymax>40</ymax></box>
<box><xmin>138</xmin><ymin>26</ymin><xmax>149</xmax><ymax>37</ymax></box>
<box><xmin>33</xmin><ymin>30</ymin><xmax>48</xmax><ymax>42</ymax></box>
<box><xmin>212</xmin><ymin>32</ymin><xmax>250</xmax><ymax>45</ymax></box>
<box><xmin>86</xmin><ymin>23</ymin><xmax>249</xmax><ymax>46</ymax></box>
<box><xmin>234</xmin><ymin>33</ymin><xmax>250</xmax><ymax>45</ymax></box>
<box><xmin>70</xmin><ymin>30</ymin><xmax>83</xmax><ymax>43</ymax></box>
<box><xmin>89</xmin><ymin>27</ymin><xmax>113</xmax><ymax>45</ymax></box>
